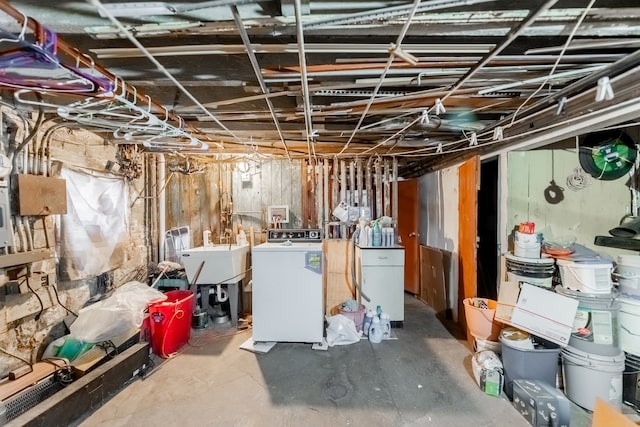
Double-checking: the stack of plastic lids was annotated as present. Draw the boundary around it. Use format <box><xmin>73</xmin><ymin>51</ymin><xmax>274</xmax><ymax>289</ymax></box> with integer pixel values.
<box><xmin>505</xmin><ymin>252</ymin><xmax>555</xmax><ymax>289</ymax></box>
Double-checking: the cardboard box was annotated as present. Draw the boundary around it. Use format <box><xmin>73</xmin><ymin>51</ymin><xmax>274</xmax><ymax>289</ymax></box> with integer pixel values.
<box><xmin>512</xmin><ymin>379</ymin><xmax>570</xmax><ymax>427</ymax></box>
<box><xmin>419</xmin><ymin>245</ymin><xmax>447</xmax><ymax>313</ymax></box>
<box><xmin>496</xmin><ymin>282</ymin><xmax>578</xmax><ymax>346</ymax></box>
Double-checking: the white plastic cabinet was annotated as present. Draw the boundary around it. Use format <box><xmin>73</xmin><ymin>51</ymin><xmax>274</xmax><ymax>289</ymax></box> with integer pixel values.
<box><xmin>356</xmin><ymin>246</ymin><xmax>405</xmax><ymax>322</ymax></box>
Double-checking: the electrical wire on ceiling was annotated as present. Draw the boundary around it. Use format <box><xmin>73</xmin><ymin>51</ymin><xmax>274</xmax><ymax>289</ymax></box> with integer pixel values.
<box><xmin>87</xmin><ymin>0</ymin><xmax>247</xmax><ymax>152</ymax></box>
<box><xmin>508</xmin><ymin>0</ymin><xmax>596</xmax><ymax>127</ymax></box>
<box><xmin>393</xmin><ymin>95</ymin><xmax>640</xmax><ymax>158</ymax></box>
<box><xmin>338</xmin><ymin>0</ymin><xmax>423</xmax><ymax>156</ymax></box>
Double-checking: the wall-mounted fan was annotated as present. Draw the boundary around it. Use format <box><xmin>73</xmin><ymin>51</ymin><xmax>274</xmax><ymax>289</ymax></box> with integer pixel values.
<box><xmin>579</xmin><ymin>130</ymin><xmax>637</xmax><ymax>181</ymax></box>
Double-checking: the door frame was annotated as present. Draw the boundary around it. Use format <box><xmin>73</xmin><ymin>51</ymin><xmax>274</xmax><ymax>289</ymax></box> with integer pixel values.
<box><xmin>458</xmin><ymin>156</ymin><xmax>479</xmax><ymax>339</ymax></box>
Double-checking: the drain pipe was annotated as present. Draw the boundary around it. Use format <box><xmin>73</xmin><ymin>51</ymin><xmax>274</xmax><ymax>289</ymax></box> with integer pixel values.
<box><xmin>157</xmin><ymin>153</ymin><xmax>166</xmax><ymax>261</ymax></box>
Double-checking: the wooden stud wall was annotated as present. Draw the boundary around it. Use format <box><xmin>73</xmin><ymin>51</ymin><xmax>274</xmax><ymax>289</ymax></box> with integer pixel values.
<box><xmin>323</xmin><ymin>239</ymin><xmax>355</xmax><ymax>315</ymax></box>
<box><xmin>165</xmin><ymin>159</ymin><xmax>304</xmax><ymax>248</ymax></box>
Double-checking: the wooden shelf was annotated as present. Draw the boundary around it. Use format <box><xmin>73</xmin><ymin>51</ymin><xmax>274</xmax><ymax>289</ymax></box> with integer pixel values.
<box><xmin>0</xmin><ymin>249</ymin><xmax>56</xmax><ymax>269</ymax></box>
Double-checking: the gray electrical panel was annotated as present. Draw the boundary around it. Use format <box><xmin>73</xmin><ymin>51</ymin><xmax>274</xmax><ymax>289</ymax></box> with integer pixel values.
<box><xmin>0</xmin><ymin>181</ymin><xmax>14</xmax><ymax>247</ymax></box>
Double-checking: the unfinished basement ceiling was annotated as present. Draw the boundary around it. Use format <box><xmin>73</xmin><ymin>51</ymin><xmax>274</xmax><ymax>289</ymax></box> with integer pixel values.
<box><xmin>1</xmin><ymin>0</ymin><xmax>640</xmax><ymax>177</ymax></box>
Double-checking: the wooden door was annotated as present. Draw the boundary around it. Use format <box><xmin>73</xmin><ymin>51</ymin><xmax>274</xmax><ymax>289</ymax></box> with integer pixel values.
<box><xmin>398</xmin><ymin>179</ymin><xmax>419</xmax><ymax>294</ymax></box>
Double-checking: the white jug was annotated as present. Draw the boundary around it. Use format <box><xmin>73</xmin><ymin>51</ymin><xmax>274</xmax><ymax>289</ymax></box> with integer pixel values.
<box><xmin>380</xmin><ymin>313</ymin><xmax>391</xmax><ymax>339</ymax></box>
<box><xmin>368</xmin><ymin>317</ymin><xmax>382</xmax><ymax>343</ymax></box>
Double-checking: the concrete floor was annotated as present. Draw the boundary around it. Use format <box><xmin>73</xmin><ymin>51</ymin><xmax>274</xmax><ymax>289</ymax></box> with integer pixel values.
<box><xmin>76</xmin><ymin>295</ymin><xmax>593</xmax><ymax>427</ymax></box>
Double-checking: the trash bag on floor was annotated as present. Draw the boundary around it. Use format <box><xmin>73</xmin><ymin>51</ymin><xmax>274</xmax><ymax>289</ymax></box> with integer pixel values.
<box><xmin>70</xmin><ymin>281</ymin><xmax>166</xmax><ymax>343</ymax></box>
<box><xmin>326</xmin><ymin>314</ymin><xmax>361</xmax><ymax>346</ymax></box>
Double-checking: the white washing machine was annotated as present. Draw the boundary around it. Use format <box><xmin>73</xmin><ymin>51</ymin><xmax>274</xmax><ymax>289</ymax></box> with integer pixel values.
<box><xmin>252</xmin><ymin>230</ymin><xmax>323</xmax><ymax>343</ymax></box>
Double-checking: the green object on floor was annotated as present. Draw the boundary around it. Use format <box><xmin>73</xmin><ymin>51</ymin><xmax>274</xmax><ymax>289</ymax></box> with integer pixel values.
<box><xmin>57</xmin><ymin>337</ymin><xmax>93</xmax><ymax>361</ymax></box>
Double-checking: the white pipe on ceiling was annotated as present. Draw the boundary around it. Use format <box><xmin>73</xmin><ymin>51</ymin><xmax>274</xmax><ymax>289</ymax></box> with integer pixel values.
<box><xmin>91</xmin><ymin>43</ymin><xmax>496</xmax><ymax>59</ymax></box>
<box><xmin>294</xmin><ymin>0</ymin><xmax>316</xmax><ymax>163</ymax></box>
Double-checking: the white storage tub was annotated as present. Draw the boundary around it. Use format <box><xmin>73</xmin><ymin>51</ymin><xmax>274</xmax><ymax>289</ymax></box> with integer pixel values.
<box><xmin>556</xmin><ymin>259</ymin><xmax>612</xmax><ymax>294</ymax></box>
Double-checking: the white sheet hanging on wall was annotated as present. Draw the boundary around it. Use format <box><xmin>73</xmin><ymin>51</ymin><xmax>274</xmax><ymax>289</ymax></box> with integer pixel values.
<box><xmin>58</xmin><ymin>165</ymin><xmax>129</xmax><ymax>281</ymax></box>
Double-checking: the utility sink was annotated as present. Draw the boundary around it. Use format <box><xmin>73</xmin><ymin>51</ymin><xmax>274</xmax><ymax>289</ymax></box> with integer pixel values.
<box><xmin>181</xmin><ymin>244</ymin><xmax>250</xmax><ymax>284</ymax></box>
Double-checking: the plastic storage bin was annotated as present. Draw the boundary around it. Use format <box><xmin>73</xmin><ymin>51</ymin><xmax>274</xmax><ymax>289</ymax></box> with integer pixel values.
<box><xmin>500</xmin><ymin>335</ymin><xmax>561</xmax><ymax>399</ymax></box>
<box><xmin>149</xmin><ymin>290</ymin><xmax>194</xmax><ymax>358</ymax></box>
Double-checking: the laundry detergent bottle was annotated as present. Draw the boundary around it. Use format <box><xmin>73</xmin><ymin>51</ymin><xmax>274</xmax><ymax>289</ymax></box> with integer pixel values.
<box><xmin>362</xmin><ymin>309</ymin><xmax>375</xmax><ymax>337</ymax></box>
<box><xmin>380</xmin><ymin>312</ymin><xmax>391</xmax><ymax>339</ymax></box>
<box><xmin>368</xmin><ymin>317</ymin><xmax>383</xmax><ymax>343</ymax></box>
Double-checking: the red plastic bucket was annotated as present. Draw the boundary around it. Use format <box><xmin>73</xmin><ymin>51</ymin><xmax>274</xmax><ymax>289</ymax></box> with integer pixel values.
<box><xmin>149</xmin><ymin>290</ymin><xmax>194</xmax><ymax>358</ymax></box>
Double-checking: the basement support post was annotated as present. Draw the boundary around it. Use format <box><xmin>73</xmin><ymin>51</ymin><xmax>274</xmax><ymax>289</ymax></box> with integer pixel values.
<box><xmin>157</xmin><ymin>154</ymin><xmax>166</xmax><ymax>262</ymax></box>
<box><xmin>331</xmin><ymin>157</ymin><xmax>339</xmax><ymax>237</ymax></box>
<box><xmin>365</xmin><ymin>157</ymin><xmax>373</xmax><ymax>220</ymax></box>
<box><xmin>323</xmin><ymin>159</ymin><xmax>330</xmax><ymax>237</ymax></box>
<box><xmin>340</xmin><ymin>160</ymin><xmax>347</xmax><ymax>237</ymax></box>
<box><xmin>356</xmin><ymin>158</ymin><xmax>363</xmax><ymax>212</ymax></box>
<box><xmin>392</xmin><ymin>157</ymin><xmax>398</xmax><ymax>225</ymax></box>
<box><xmin>383</xmin><ymin>159</ymin><xmax>391</xmax><ymax>217</ymax></box>
<box><xmin>375</xmin><ymin>160</ymin><xmax>383</xmax><ymax>219</ymax></box>
<box><xmin>316</xmin><ymin>162</ymin><xmax>323</xmax><ymax>230</ymax></box>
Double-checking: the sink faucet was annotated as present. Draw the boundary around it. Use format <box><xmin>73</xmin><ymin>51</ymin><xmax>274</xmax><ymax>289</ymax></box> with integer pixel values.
<box><xmin>221</xmin><ymin>228</ymin><xmax>233</xmax><ymax>249</ymax></box>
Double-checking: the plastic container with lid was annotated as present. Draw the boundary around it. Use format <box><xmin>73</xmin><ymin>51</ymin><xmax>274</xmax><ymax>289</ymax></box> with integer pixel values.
<box><xmin>500</xmin><ymin>327</ymin><xmax>534</xmax><ymax>350</ymax></box>
<box><xmin>556</xmin><ymin>258</ymin><xmax>612</xmax><ymax>293</ymax></box>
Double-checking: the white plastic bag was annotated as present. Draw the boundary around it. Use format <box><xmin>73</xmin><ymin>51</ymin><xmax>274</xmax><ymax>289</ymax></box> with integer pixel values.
<box><xmin>471</xmin><ymin>350</ymin><xmax>504</xmax><ymax>397</ymax></box>
<box><xmin>326</xmin><ymin>314</ymin><xmax>361</xmax><ymax>346</ymax></box>
<box><xmin>70</xmin><ymin>281</ymin><xmax>166</xmax><ymax>343</ymax></box>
